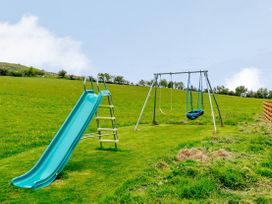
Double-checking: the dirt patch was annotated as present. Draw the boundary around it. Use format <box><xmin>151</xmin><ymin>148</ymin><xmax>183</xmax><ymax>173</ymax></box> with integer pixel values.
<box><xmin>211</xmin><ymin>149</ymin><xmax>233</xmax><ymax>159</ymax></box>
<box><xmin>176</xmin><ymin>148</ymin><xmax>233</xmax><ymax>162</ymax></box>
<box><xmin>176</xmin><ymin>148</ymin><xmax>208</xmax><ymax>162</ymax></box>
<box><xmin>155</xmin><ymin>161</ymin><xmax>169</xmax><ymax>170</ymax></box>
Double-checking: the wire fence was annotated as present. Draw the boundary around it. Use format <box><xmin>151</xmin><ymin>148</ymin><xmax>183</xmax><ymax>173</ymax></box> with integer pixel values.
<box><xmin>263</xmin><ymin>101</ymin><xmax>272</xmax><ymax>121</ymax></box>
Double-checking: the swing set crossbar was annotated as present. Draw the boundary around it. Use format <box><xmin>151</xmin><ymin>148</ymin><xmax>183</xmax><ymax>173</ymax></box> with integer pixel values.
<box><xmin>154</xmin><ymin>70</ymin><xmax>208</xmax><ymax>76</ymax></box>
<box><xmin>134</xmin><ymin>70</ymin><xmax>223</xmax><ymax>133</ymax></box>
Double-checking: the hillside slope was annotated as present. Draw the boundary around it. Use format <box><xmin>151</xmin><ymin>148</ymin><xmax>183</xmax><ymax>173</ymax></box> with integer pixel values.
<box><xmin>0</xmin><ymin>62</ymin><xmax>56</xmax><ymax>76</ymax></box>
<box><xmin>0</xmin><ymin>76</ymin><xmax>264</xmax><ymax>158</ymax></box>
<box><xmin>0</xmin><ymin>76</ymin><xmax>271</xmax><ymax>203</ymax></box>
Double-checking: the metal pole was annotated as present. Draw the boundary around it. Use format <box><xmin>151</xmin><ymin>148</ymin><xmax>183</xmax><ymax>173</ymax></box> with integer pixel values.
<box><xmin>155</xmin><ymin>70</ymin><xmax>208</xmax><ymax>76</ymax></box>
<box><xmin>152</xmin><ymin>76</ymin><xmax>158</xmax><ymax>125</ymax></box>
<box><xmin>205</xmin><ymin>73</ymin><xmax>224</xmax><ymax>127</ymax></box>
<box><xmin>83</xmin><ymin>76</ymin><xmax>87</xmax><ymax>91</ymax></box>
<box><xmin>134</xmin><ymin>74</ymin><xmax>157</xmax><ymax>130</ymax></box>
<box><xmin>204</xmin><ymin>72</ymin><xmax>217</xmax><ymax>133</ymax></box>
<box><xmin>170</xmin><ymin>73</ymin><xmax>173</xmax><ymax>111</ymax></box>
<box><xmin>186</xmin><ymin>73</ymin><xmax>191</xmax><ymax>113</ymax></box>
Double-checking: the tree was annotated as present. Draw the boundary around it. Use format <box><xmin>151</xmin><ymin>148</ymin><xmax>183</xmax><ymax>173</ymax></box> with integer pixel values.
<box><xmin>174</xmin><ymin>81</ymin><xmax>184</xmax><ymax>90</ymax></box>
<box><xmin>124</xmin><ymin>80</ymin><xmax>130</xmax><ymax>85</ymax></box>
<box><xmin>190</xmin><ymin>86</ymin><xmax>197</xmax><ymax>91</ymax></box>
<box><xmin>228</xmin><ymin>90</ymin><xmax>236</xmax><ymax>96</ymax></box>
<box><xmin>235</xmin><ymin>86</ymin><xmax>247</xmax><ymax>96</ymax></box>
<box><xmin>89</xmin><ymin>76</ymin><xmax>96</xmax><ymax>82</ymax></box>
<box><xmin>138</xmin><ymin>79</ymin><xmax>146</xmax><ymax>86</ymax></box>
<box><xmin>25</xmin><ymin>67</ymin><xmax>34</xmax><ymax>76</ymax></box>
<box><xmin>58</xmin><ymin>69</ymin><xmax>67</xmax><ymax>78</ymax></box>
<box><xmin>256</xmin><ymin>88</ymin><xmax>269</xmax><ymax>98</ymax></box>
<box><xmin>104</xmin><ymin>73</ymin><xmax>111</xmax><ymax>82</ymax></box>
<box><xmin>168</xmin><ymin>81</ymin><xmax>174</xmax><ymax>88</ymax></box>
<box><xmin>98</xmin><ymin>73</ymin><xmax>112</xmax><ymax>82</ymax></box>
<box><xmin>113</xmin><ymin>75</ymin><xmax>125</xmax><ymax>84</ymax></box>
<box><xmin>247</xmin><ymin>90</ymin><xmax>256</xmax><ymax>98</ymax></box>
<box><xmin>98</xmin><ymin>73</ymin><xmax>105</xmax><ymax>82</ymax></box>
<box><xmin>215</xmin><ymin>85</ymin><xmax>229</xmax><ymax>95</ymax></box>
<box><xmin>159</xmin><ymin>79</ymin><xmax>168</xmax><ymax>88</ymax></box>
<box><xmin>39</xmin><ymin>69</ymin><xmax>45</xmax><ymax>76</ymax></box>
<box><xmin>146</xmin><ymin>80</ymin><xmax>153</xmax><ymax>86</ymax></box>
<box><xmin>268</xmin><ymin>90</ymin><xmax>272</xmax><ymax>99</ymax></box>
<box><xmin>0</xmin><ymin>68</ymin><xmax>8</xmax><ymax>76</ymax></box>
<box><xmin>69</xmin><ymin>75</ymin><xmax>75</xmax><ymax>80</ymax></box>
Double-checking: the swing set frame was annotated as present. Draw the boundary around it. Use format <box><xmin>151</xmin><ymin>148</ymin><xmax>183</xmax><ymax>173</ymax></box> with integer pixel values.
<box><xmin>134</xmin><ymin>70</ymin><xmax>223</xmax><ymax>133</ymax></box>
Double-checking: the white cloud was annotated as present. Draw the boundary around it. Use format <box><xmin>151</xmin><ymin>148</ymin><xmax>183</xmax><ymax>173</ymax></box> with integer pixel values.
<box><xmin>0</xmin><ymin>15</ymin><xmax>92</xmax><ymax>75</ymax></box>
<box><xmin>225</xmin><ymin>67</ymin><xmax>263</xmax><ymax>91</ymax></box>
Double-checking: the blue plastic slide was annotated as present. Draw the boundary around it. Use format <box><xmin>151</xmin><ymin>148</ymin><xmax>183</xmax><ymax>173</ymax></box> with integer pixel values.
<box><xmin>11</xmin><ymin>90</ymin><xmax>102</xmax><ymax>189</ymax></box>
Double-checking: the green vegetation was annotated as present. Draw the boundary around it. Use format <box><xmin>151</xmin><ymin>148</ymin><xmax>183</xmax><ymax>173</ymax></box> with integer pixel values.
<box><xmin>0</xmin><ymin>76</ymin><xmax>271</xmax><ymax>203</ymax></box>
<box><xmin>57</xmin><ymin>69</ymin><xmax>67</xmax><ymax>78</ymax></box>
<box><xmin>1</xmin><ymin>60</ymin><xmax>270</xmax><ymax>100</ymax></box>
<box><xmin>0</xmin><ymin>62</ymin><xmax>47</xmax><ymax>77</ymax></box>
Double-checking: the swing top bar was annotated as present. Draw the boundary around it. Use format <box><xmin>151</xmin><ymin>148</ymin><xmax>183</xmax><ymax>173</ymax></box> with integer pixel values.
<box><xmin>134</xmin><ymin>69</ymin><xmax>223</xmax><ymax>132</ymax></box>
<box><xmin>154</xmin><ymin>70</ymin><xmax>208</xmax><ymax>76</ymax></box>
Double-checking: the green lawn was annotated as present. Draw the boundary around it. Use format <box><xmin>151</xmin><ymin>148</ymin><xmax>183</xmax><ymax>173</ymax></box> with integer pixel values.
<box><xmin>0</xmin><ymin>76</ymin><xmax>271</xmax><ymax>203</ymax></box>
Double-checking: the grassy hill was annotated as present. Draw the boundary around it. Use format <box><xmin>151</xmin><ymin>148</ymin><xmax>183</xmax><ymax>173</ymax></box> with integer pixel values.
<box><xmin>0</xmin><ymin>76</ymin><xmax>271</xmax><ymax>203</ymax></box>
<box><xmin>0</xmin><ymin>62</ymin><xmax>56</xmax><ymax>77</ymax></box>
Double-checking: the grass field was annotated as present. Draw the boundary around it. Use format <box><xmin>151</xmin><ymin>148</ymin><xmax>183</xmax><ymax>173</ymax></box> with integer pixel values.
<box><xmin>0</xmin><ymin>76</ymin><xmax>271</xmax><ymax>203</ymax></box>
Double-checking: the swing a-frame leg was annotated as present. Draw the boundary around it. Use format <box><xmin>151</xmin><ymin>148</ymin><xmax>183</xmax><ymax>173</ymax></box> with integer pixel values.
<box><xmin>152</xmin><ymin>75</ymin><xmax>159</xmax><ymax>125</ymax></box>
<box><xmin>135</xmin><ymin>74</ymin><xmax>158</xmax><ymax>130</ymax></box>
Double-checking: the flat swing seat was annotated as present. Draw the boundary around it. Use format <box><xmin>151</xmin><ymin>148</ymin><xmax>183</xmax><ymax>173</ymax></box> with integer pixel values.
<box><xmin>186</xmin><ymin>109</ymin><xmax>204</xmax><ymax>120</ymax></box>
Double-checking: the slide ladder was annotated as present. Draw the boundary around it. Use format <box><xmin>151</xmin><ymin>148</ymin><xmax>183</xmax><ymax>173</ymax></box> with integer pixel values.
<box><xmin>82</xmin><ymin>78</ymin><xmax>119</xmax><ymax>148</ymax></box>
<box><xmin>96</xmin><ymin>79</ymin><xmax>118</xmax><ymax>149</ymax></box>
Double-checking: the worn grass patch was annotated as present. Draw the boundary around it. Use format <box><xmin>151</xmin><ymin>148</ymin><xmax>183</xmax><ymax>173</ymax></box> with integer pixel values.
<box><xmin>98</xmin><ymin>120</ymin><xmax>272</xmax><ymax>203</ymax></box>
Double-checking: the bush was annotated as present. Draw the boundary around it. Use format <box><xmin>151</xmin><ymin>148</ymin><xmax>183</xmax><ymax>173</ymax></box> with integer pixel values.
<box><xmin>113</xmin><ymin>75</ymin><xmax>125</xmax><ymax>84</ymax></box>
<box><xmin>25</xmin><ymin>67</ymin><xmax>34</xmax><ymax>76</ymax></box>
<box><xmin>58</xmin><ymin>69</ymin><xmax>67</xmax><ymax>78</ymax></box>
<box><xmin>8</xmin><ymin>70</ymin><xmax>23</xmax><ymax>77</ymax></box>
<box><xmin>0</xmin><ymin>68</ymin><xmax>8</xmax><ymax>76</ymax></box>
<box><xmin>0</xmin><ymin>66</ymin><xmax>45</xmax><ymax>77</ymax></box>
<box><xmin>69</xmin><ymin>75</ymin><xmax>75</xmax><ymax>80</ymax></box>
<box><xmin>24</xmin><ymin>67</ymin><xmax>45</xmax><ymax>76</ymax></box>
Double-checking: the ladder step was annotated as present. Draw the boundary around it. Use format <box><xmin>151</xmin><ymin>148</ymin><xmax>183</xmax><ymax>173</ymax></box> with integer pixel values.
<box><xmin>99</xmin><ymin>105</ymin><xmax>114</xmax><ymax>108</ymax></box>
<box><xmin>83</xmin><ymin>133</ymin><xmax>113</xmax><ymax>138</ymax></box>
<box><xmin>99</xmin><ymin>139</ymin><xmax>119</xmax><ymax>143</ymax></box>
<box><xmin>96</xmin><ymin>116</ymin><xmax>116</xmax><ymax>120</ymax></box>
<box><xmin>98</xmin><ymin>128</ymin><xmax>118</xmax><ymax>132</ymax></box>
<box><xmin>98</xmin><ymin>133</ymin><xmax>113</xmax><ymax>137</ymax></box>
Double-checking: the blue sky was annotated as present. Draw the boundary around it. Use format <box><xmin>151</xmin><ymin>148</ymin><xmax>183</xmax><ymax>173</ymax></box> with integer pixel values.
<box><xmin>0</xmin><ymin>0</ymin><xmax>272</xmax><ymax>90</ymax></box>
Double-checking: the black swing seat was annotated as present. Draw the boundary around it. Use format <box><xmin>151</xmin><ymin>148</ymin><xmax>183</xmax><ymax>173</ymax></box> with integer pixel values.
<box><xmin>186</xmin><ymin>109</ymin><xmax>204</xmax><ymax>120</ymax></box>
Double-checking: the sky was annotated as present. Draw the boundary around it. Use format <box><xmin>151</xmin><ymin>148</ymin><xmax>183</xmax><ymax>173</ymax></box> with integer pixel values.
<box><xmin>0</xmin><ymin>0</ymin><xmax>272</xmax><ymax>90</ymax></box>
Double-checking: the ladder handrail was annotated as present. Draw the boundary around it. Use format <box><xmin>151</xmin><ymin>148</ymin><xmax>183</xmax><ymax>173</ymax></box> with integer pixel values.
<box><xmin>96</xmin><ymin>75</ymin><xmax>108</xmax><ymax>92</ymax></box>
<box><xmin>84</xmin><ymin>76</ymin><xmax>95</xmax><ymax>92</ymax></box>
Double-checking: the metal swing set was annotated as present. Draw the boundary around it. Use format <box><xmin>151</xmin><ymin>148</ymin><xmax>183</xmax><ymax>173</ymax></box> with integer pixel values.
<box><xmin>134</xmin><ymin>70</ymin><xmax>223</xmax><ymax>133</ymax></box>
